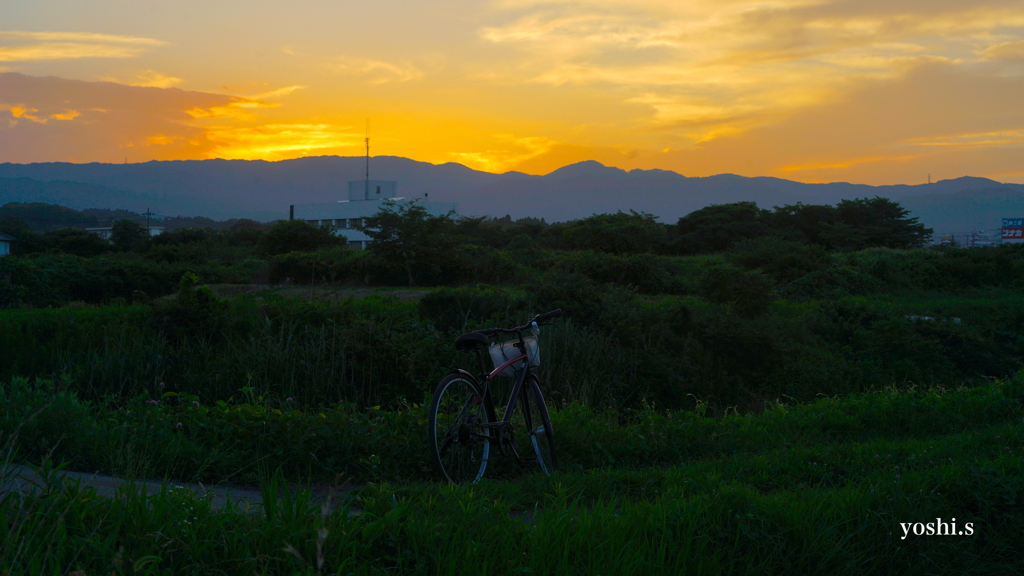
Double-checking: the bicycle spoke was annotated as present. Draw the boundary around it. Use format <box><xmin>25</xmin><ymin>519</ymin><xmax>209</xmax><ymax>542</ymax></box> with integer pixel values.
<box><xmin>428</xmin><ymin>375</ymin><xmax>490</xmax><ymax>484</ymax></box>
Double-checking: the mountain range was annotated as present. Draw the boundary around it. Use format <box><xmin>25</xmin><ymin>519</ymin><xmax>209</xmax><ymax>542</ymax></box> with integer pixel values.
<box><xmin>2</xmin><ymin>156</ymin><xmax>1023</xmax><ymax>237</ymax></box>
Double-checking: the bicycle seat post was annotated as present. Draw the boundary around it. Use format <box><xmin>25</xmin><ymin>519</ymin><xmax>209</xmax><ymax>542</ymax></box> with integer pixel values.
<box><xmin>476</xmin><ymin>348</ymin><xmax>490</xmax><ymax>381</ymax></box>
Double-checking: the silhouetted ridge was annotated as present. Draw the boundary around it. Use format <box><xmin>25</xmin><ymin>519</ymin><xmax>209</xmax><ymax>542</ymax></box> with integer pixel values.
<box><xmin>1</xmin><ymin>158</ymin><xmax>1022</xmax><ymax>235</ymax></box>
<box><xmin>545</xmin><ymin>160</ymin><xmax>626</xmax><ymax>178</ymax></box>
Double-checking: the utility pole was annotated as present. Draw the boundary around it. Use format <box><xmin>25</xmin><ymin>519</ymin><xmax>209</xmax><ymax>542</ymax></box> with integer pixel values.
<box><xmin>364</xmin><ymin>119</ymin><xmax>370</xmax><ymax>200</ymax></box>
<box><xmin>143</xmin><ymin>208</ymin><xmax>154</xmax><ymax>236</ymax></box>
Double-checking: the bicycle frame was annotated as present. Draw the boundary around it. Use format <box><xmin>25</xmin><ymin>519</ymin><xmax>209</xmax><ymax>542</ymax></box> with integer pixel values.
<box><xmin>481</xmin><ymin>347</ymin><xmax>530</xmax><ymax>425</ymax></box>
<box><xmin>446</xmin><ymin>333</ymin><xmax>534</xmax><ymax>454</ymax></box>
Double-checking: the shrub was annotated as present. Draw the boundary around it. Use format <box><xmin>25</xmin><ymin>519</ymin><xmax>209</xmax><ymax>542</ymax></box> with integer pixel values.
<box><xmin>726</xmin><ymin>236</ymin><xmax>829</xmax><ymax>285</ymax></box>
<box><xmin>561</xmin><ymin>211</ymin><xmax>668</xmax><ymax>255</ymax></box>
<box><xmin>780</xmin><ymin>266</ymin><xmax>884</xmax><ymax>300</ymax></box>
<box><xmin>257</xmin><ymin>220</ymin><xmax>343</xmax><ymax>257</ymax></box>
<box><xmin>699</xmin><ymin>264</ymin><xmax>776</xmax><ymax>318</ymax></box>
<box><xmin>267</xmin><ymin>247</ymin><xmax>362</xmax><ymax>285</ymax></box>
<box><xmin>43</xmin><ymin>227</ymin><xmax>113</xmax><ymax>257</ymax></box>
<box><xmin>110</xmin><ymin>219</ymin><xmax>151</xmax><ymax>252</ymax></box>
<box><xmin>452</xmin><ymin>245</ymin><xmax>530</xmax><ymax>286</ymax></box>
<box><xmin>150</xmin><ymin>272</ymin><xmax>231</xmax><ymax>342</ymax></box>
<box><xmin>418</xmin><ymin>285</ymin><xmax>531</xmax><ymax>332</ymax></box>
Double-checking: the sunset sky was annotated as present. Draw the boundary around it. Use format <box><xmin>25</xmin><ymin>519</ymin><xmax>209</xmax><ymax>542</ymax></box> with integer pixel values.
<box><xmin>2</xmin><ymin>0</ymin><xmax>1024</xmax><ymax>184</ymax></box>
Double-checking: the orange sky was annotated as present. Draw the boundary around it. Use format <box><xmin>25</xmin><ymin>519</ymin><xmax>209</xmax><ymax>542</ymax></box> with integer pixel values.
<box><xmin>2</xmin><ymin>0</ymin><xmax>1024</xmax><ymax>184</ymax></box>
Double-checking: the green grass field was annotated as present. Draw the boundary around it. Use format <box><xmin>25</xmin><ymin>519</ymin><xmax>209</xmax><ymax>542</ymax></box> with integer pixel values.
<box><xmin>3</xmin><ymin>372</ymin><xmax>1021</xmax><ymax>575</ymax></box>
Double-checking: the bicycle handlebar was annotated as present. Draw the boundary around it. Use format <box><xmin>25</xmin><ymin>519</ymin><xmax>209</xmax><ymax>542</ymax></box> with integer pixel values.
<box><xmin>476</xmin><ymin>309</ymin><xmax>562</xmax><ymax>336</ymax></box>
<box><xmin>534</xmin><ymin>309</ymin><xmax>562</xmax><ymax>323</ymax></box>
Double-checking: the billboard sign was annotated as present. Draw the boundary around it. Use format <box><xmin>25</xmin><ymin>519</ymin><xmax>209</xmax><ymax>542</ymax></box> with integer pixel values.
<box><xmin>1002</xmin><ymin>218</ymin><xmax>1024</xmax><ymax>243</ymax></box>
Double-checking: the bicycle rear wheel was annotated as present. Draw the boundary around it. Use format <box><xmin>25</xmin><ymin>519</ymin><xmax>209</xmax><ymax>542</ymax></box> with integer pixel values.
<box><xmin>428</xmin><ymin>373</ymin><xmax>491</xmax><ymax>485</ymax></box>
<box><xmin>513</xmin><ymin>373</ymin><xmax>556</xmax><ymax>474</ymax></box>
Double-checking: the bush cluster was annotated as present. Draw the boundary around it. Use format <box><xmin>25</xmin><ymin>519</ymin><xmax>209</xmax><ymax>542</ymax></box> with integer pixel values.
<box><xmin>2</xmin><ymin>280</ymin><xmax>1022</xmax><ymax>412</ymax></box>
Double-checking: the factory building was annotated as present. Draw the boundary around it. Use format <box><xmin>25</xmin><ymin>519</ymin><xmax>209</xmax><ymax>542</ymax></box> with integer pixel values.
<box><xmin>292</xmin><ymin>180</ymin><xmax>456</xmax><ymax>250</ymax></box>
<box><xmin>291</xmin><ymin>137</ymin><xmax>457</xmax><ymax>249</ymax></box>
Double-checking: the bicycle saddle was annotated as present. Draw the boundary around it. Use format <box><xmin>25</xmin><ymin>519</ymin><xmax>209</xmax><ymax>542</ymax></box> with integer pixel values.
<box><xmin>455</xmin><ymin>332</ymin><xmax>489</xmax><ymax>352</ymax></box>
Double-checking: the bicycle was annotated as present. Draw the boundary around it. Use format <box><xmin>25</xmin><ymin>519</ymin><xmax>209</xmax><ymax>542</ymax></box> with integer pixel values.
<box><xmin>427</xmin><ymin>309</ymin><xmax>562</xmax><ymax>485</ymax></box>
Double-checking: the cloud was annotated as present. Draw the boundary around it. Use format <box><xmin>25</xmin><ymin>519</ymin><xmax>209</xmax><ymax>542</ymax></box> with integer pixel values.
<box><xmin>130</xmin><ymin>70</ymin><xmax>183</xmax><ymax>88</ymax></box>
<box><xmin>446</xmin><ymin>134</ymin><xmax>557</xmax><ymax>173</ymax></box>
<box><xmin>478</xmin><ymin>0</ymin><xmax>1024</xmax><ymax>154</ymax></box>
<box><xmin>508</xmin><ymin>142</ymin><xmax>636</xmax><ymax>174</ymax></box>
<box><xmin>101</xmin><ymin>70</ymin><xmax>184</xmax><ymax>88</ymax></box>
<box><xmin>333</xmin><ymin>56</ymin><xmax>423</xmax><ymax>84</ymax></box>
<box><xmin>0</xmin><ymin>31</ymin><xmax>168</xmax><ymax>62</ymax></box>
<box><xmin>635</xmin><ymin>60</ymin><xmax>1024</xmax><ymax>184</ymax></box>
<box><xmin>481</xmin><ymin>14</ymin><xmax>681</xmax><ymax>52</ymax></box>
<box><xmin>0</xmin><ymin>72</ymin><xmax>354</xmax><ymax>163</ymax></box>
<box><xmin>204</xmin><ymin>123</ymin><xmax>362</xmax><ymax>161</ymax></box>
<box><xmin>0</xmin><ymin>31</ymin><xmax>167</xmax><ymax>45</ymax></box>
<box><xmin>978</xmin><ymin>39</ymin><xmax>1024</xmax><ymax>61</ymax></box>
<box><xmin>0</xmin><ymin>103</ymin><xmax>82</xmax><ymax>123</ymax></box>
<box><xmin>0</xmin><ymin>72</ymin><xmax>234</xmax><ymax>161</ymax></box>
<box><xmin>0</xmin><ymin>43</ymin><xmax>146</xmax><ymax>62</ymax></box>
<box><xmin>250</xmin><ymin>85</ymin><xmax>306</xmax><ymax>99</ymax></box>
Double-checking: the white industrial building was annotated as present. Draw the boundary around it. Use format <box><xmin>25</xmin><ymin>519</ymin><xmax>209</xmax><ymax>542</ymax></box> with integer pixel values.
<box><xmin>85</xmin><ymin>226</ymin><xmax>164</xmax><ymax>241</ymax></box>
<box><xmin>292</xmin><ymin>179</ymin><xmax>458</xmax><ymax>250</ymax></box>
<box><xmin>0</xmin><ymin>232</ymin><xmax>15</xmax><ymax>256</ymax></box>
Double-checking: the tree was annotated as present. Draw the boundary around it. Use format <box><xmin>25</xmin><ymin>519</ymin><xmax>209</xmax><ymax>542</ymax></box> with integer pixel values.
<box><xmin>766</xmin><ymin>202</ymin><xmax>839</xmax><ymax>245</ymax></box>
<box><xmin>725</xmin><ymin>236</ymin><xmax>829</xmax><ymax>285</ymax></box>
<box><xmin>452</xmin><ymin>215</ymin><xmax>511</xmax><ymax>248</ymax></box>
<box><xmin>819</xmin><ymin>197</ymin><xmax>932</xmax><ymax>250</ymax></box>
<box><xmin>110</xmin><ymin>220</ymin><xmax>151</xmax><ymax>251</ymax></box>
<box><xmin>562</xmin><ymin>211</ymin><xmax>668</xmax><ymax>255</ymax></box>
<box><xmin>256</xmin><ymin>219</ymin><xmax>343</xmax><ymax>257</ymax></box>
<box><xmin>224</xmin><ymin>219</ymin><xmax>267</xmax><ymax>248</ymax></box>
<box><xmin>0</xmin><ymin>217</ymin><xmax>47</xmax><ymax>255</ymax></box>
<box><xmin>44</xmin><ymin>227</ymin><xmax>112</xmax><ymax>257</ymax></box>
<box><xmin>0</xmin><ymin>202</ymin><xmax>98</xmax><ymax>231</ymax></box>
<box><xmin>674</xmin><ymin>202</ymin><xmax>772</xmax><ymax>254</ymax></box>
<box><xmin>356</xmin><ymin>200</ymin><xmax>457</xmax><ymax>286</ymax></box>
<box><xmin>151</xmin><ymin>227</ymin><xmax>214</xmax><ymax>247</ymax></box>
<box><xmin>699</xmin><ymin>263</ymin><xmax>776</xmax><ymax>318</ymax></box>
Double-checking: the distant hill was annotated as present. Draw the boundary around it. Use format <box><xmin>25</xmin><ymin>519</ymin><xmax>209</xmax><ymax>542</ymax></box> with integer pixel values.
<box><xmin>2</xmin><ymin>157</ymin><xmax>1023</xmax><ymax>237</ymax></box>
<box><xmin>897</xmin><ymin>187</ymin><xmax>1024</xmax><ymax>236</ymax></box>
<box><xmin>0</xmin><ymin>177</ymin><xmax>147</xmax><ymax>213</ymax></box>
<box><xmin>0</xmin><ymin>201</ymin><xmax>99</xmax><ymax>231</ymax></box>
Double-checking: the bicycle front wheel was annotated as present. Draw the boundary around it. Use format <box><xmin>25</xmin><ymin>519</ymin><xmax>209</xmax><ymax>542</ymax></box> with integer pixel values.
<box><xmin>513</xmin><ymin>373</ymin><xmax>557</xmax><ymax>474</ymax></box>
<box><xmin>428</xmin><ymin>373</ymin><xmax>491</xmax><ymax>485</ymax></box>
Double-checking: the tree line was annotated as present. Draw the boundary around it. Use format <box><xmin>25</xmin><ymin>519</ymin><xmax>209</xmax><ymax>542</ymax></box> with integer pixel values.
<box><xmin>0</xmin><ymin>197</ymin><xmax>932</xmax><ymax>287</ymax></box>
<box><xmin>350</xmin><ymin>197</ymin><xmax>932</xmax><ymax>285</ymax></box>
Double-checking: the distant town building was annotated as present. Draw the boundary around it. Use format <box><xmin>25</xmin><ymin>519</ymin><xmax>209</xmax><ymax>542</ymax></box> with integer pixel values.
<box><xmin>292</xmin><ymin>180</ymin><xmax>457</xmax><ymax>250</ymax></box>
<box><xmin>0</xmin><ymin>232</ymin><xmax>15</xmax><ymax>256</ymax></box>
<box><xmin>968</xmin><ymin>230</ymin><xmax>999</xmax><ymax>248</ymax></box>
<box><xmin>85</xmin><ymin>226</ymin><xmax>165</xmax><ymax>241</ymax></box>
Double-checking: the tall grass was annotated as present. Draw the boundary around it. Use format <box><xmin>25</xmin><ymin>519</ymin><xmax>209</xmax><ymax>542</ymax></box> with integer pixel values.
<box><xmin>2</xmin><ymin>284</ymin><xmax>1023</xmax><ymax>411</ymax></box>
<box><xmin>4</xmin><ymin>371</ymin><xmax>1022</xmax><ymax>487</ymax></box>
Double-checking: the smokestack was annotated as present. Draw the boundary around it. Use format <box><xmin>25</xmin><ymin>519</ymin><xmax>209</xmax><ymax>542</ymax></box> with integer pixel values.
<box><xmin>289</xmin><ymin>205</ymin><xmax>294</xmax><ymax>220</ymax></box>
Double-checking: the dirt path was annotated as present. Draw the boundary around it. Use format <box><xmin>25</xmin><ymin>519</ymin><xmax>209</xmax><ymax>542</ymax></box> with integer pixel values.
<box><xmin>0</xmin><ymin>464</ymin><xmax>359</xmax><ymax>513</ymax></box>
<box><xmin>0</xmin><ymin>465</ymin><xmax>548</xmax><ymax>524</ymax></box>
<box><xmin>208</xmin><ymin>285</ymin><xmax>428</xmax><ymax>302</ymax></box>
